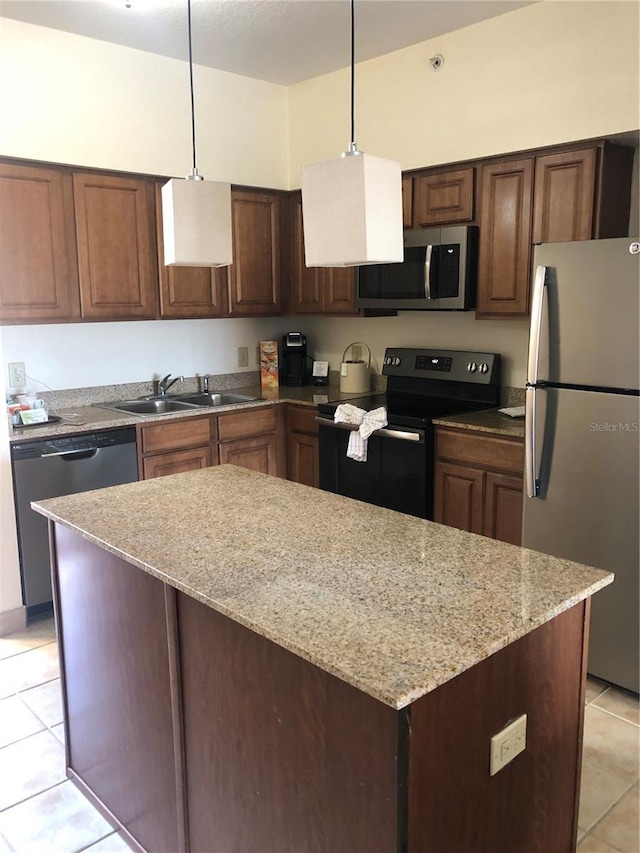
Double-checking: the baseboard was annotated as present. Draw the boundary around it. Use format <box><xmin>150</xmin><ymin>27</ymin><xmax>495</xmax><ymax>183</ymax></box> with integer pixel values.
<box><xmin>0</xmin><ymin>605</ymin><xmax>27</xmax><ymax>636</ymax></box>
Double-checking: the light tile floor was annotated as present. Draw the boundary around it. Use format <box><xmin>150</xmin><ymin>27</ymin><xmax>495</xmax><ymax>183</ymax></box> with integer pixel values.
<box><xmin>0</xmin><ymin>617</ymin><xmax>638</xmax><ymax>852</ymax></box>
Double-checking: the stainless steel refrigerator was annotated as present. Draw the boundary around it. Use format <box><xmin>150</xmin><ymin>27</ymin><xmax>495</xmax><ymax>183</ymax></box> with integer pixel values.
<box><xmin>523</xmin><ymin>237</ymin><xmax>640</xmax><ymax>694</ymax></box>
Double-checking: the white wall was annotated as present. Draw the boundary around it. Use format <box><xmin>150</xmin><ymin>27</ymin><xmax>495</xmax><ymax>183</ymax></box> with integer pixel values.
<box><xmin>1</xmin><ymin>318</ymin><xmax>296</xmax><ymax>391</ymax></box>
<box><xmin>288</xmin><ymin>1</ymin><xmax>640</xmax><ymax>181</ymax></box>
<box><xmin>294</xmin><ymin>313</ymin><xmax>528</xmax><ymax>390</ymax></box>
<box><xmin>0</xmin><ymin>18</ymin><xmax>289</xmax><ymax>187</ymax></box>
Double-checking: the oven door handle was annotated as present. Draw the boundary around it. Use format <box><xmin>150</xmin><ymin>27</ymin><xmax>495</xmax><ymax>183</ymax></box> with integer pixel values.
<box><xmin>315</xmin><ymin>417</ymin><xmax>423</xmax><ymax>442</ymax></box>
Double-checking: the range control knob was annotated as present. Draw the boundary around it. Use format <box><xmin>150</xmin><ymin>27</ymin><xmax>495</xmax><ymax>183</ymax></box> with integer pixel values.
<box><xmin>393</xmin><ymin>357</ymin><xmax>401</xmax><ymax>366</ymax></box>
<box><xmin>479</xmin><ymin>363</ymin><xmax>489</xmax><ymax>374</ymax></box>
<box><xmin>384</xmin><ymin>356</ymin><xmax>392</xmax><ymax>366</ymax></box>
<box><xmin>467</xmin><ymin>362</ymin><xmax>478</xmax><ymax>373</ymax></box>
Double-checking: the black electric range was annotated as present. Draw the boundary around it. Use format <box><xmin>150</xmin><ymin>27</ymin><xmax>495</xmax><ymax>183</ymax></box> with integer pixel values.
<box><xmin>317</xmin><ymin>348</ymin><xmax>501</xmax><ymax>519</ymax></box>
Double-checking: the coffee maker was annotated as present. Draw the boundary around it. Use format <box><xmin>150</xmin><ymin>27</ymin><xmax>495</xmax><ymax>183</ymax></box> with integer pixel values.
<box><xmin>280</xmin><ymin>333</ymin><xmax>308</xmax><ymax>386</ymax></box>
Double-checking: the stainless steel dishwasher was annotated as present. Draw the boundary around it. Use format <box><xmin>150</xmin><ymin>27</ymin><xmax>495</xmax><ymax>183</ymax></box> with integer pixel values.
<box><xmin>11</xmin><ymin>427</ymin><xmax>138</xmax><ymax>615</ymax></box>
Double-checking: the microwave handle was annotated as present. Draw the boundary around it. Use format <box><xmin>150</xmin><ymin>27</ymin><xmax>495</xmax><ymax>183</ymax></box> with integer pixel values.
<box><xmin>424</xmin><ymin>244</ymin><xmax>433</xmax><ymax>299</ymax></box>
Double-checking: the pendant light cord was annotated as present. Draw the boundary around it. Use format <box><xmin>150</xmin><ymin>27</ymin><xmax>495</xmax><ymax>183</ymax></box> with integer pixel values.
<box><xmin>187</xmin><ymin>0</ymin><xmax>198</xmax><ymax>175</ymax></box>
<box><xmin>350</xmin><ymin>0</ymin><xmax>355</xmax><ymax>148</ymax></box>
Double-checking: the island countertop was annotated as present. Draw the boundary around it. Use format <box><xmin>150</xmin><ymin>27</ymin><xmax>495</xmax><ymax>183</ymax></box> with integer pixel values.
<box><xmin>32</xmin><ymin>465</ymin><xmax>612</xmax><ymax>709</ymax></box>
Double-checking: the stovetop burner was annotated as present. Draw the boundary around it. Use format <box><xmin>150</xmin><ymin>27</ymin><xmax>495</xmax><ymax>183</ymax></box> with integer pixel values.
<box><xmin>320</xmin><ymin>347</ymin><xmax>502</xmax><ymax>428</ymax></box>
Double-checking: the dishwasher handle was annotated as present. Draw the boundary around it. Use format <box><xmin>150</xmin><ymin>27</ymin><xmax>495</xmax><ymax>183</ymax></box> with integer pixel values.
<box><xmin>40</xmin><ymin>448</ymin><xmax>100</xmax><ymax>460</ymax></box>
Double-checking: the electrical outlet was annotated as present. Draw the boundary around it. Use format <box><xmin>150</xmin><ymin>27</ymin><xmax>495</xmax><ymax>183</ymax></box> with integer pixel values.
<box><xmin>237</xmin><ymin>346</ymin><xmax>249</xmax><ymax>368</ymax></box>
<box><xmin>8</xmin><ymin>362</ymin><xmax>26</xmax><ymax>388</ymax></box>
<box><xmin>490</xmin><ymin>714</ymin><xmax>527</xmax><ymax>776</ymax></box>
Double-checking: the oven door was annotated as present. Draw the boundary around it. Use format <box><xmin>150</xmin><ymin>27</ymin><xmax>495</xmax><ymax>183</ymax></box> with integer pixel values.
<box><xmin>316</xmin><ymin>417</ymin><xmax>432</xmax><ymax>519</ymax></box>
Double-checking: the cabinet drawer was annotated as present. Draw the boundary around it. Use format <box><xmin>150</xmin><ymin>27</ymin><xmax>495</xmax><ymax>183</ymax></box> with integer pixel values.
<box><xmin>287</xmin><ymin>405</ymin><xmax>318</xmax><ymax>436</ymax></box>
<box><xmin>140</xmin><ymin>416</ymin><xmax>215</xmax><ymax>454</ymax></box>
<box><xmin>218</xmin><ymin>406</ymin><xmax>277</xmax><ymax>441</ymax></box>
<box><xmin>435</xmin><ymin>428</ymin><xmax>524</xmax><ymax>475</ymax></box>
<box><xmin>142</xmin><ymin>446</ymin><xmax>214</xmax><ymax>480</ymax></box>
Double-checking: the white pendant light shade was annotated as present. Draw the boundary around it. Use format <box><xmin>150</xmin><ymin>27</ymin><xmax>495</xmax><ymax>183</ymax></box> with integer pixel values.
<box><xmin>161</xmin><ymin>177</ymin><xmax>232</xmax><ymax>267</ymax></box>
<box><xmin>301</xmin><ymin>152</ymin><xmax>403</xmax><ymax>267</ymax></box>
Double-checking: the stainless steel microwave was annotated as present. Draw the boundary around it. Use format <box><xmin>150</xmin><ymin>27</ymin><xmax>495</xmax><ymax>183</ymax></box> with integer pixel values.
<box><xmin>356</xmin><ymin>225</ymin><xmax>477</xmax><ymax>311</ymax></box>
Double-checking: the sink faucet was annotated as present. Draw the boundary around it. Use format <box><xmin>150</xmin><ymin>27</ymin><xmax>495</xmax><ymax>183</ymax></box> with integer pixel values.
<box><xmin>158</xmin><ymin>374</ymin><xmax>183</xmax><ymax>396</ymax></box>
<box><xmin>202</xmin><ymin>374</ymin><xmax>211</xmax><ymax>393</ymax></box>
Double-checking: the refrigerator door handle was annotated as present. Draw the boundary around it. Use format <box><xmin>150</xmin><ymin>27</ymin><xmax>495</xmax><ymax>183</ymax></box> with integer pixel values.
<box><xmin>527</xmin><ymin>264</ymin><xmax>548</xmax><ymax>384</ymax></box>
<box><xmin>525</xmin><ymin>386</ymin><xmax>539</xmax><ymax>498</ymax></box>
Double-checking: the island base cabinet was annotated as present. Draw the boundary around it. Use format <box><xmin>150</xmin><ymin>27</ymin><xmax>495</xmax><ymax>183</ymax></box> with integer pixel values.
<box><xmin>52</xmin><ymin>524</ymin><xmax>183</xmax><ymax>853</ymax></box>
<box><xmin>177</xmin><ymin>592</ymin><xmax>399</xmax><ymax>853</ymax></box>
<box><xmin>407</xmin><ymin>601</ymin><xmax>588</xmax><ymax>852</ymax></box>
<box><xmin>50</xmin><ymin>523</ymin><xmax>589</xmax><ymax>853</ymax></box>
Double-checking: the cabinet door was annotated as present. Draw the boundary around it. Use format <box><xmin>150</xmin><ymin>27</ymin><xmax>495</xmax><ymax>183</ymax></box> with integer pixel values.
<box><xmin>0</xmin><ymin>162</ymin><xmax>80</xmax><ymax>322</ymax></box>
<box><xmin>323</xmin><ymin>268</ymin><xmax>358</xmax><ymax>315</ymax></box>
<box><xmin>142</xmin><ymin>446</ymin><xmax>214</xmax><ymax>480</ymax></box>
<box><xmin>433</xmin><ymin>460</ymin><xmax>484</xmax><ymax>535</ymax></box>
<box><xmin>290</xmin><ymin>193</ymin><xmax>324</xmax><ymax>314</ymax></box>
<box><xmin>483</xmin><ymin>471</ymin><xmax>523</xmax><ymax>546</ymax></box>
<box><xmin>414</xmin><ymin>167</ymin><xmax>474</xmax><ymax>226</ymax></box>
<box><xmin>476</xmin><ymin>158</ymin><xmax>534</xmax><ymax>318</ymax></box>
<box><xmin>73</xmin><ymin>172</ymin><xmax>158</xmax><ymax>319</ymax></box>
<box><xmin>288</xmin><ymin>433</ymin><xmax>319</xmax><ymax>488</ymax></box>
<box><xmin>219</xmin><ymin>434</ymin><xmax>278</xmax><ymax>475</ymax></box>
<box><xmin>228</xmin><ymin>190</ymin><xmax>281</xmax><ymax>316</ymax></box>
<box><xmin>402</xmin><ymin>175</ymin><xmax>413</xmax><ymax>228</ymax></box>
<box><xmin>155</xmin><ymin>183</ymin><xmax>227</xmax><ymax>319</ymax></box>
<box><xmin>532</xmin><ymin>148</ymin><xmax>596</xmax><ymax>244</ymax></box>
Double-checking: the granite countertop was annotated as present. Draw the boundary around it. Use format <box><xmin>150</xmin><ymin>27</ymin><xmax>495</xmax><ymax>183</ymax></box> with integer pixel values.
<box><xmin>8</xmin><ymin>384</ymin><xmax>366</xmax><ymax>443</ymax></box>
<box><xmin>33</xmin><ymin>465</ymin><xmax>612</xmax><ymax>710</ymax></box>
<box><xmin>433</xmin><ymin>408</ymin><xmax>526</xmax><ymax>439</ymax></box>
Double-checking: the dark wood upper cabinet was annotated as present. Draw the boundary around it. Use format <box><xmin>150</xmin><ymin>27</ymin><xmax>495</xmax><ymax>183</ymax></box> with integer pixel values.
<box><xmin>413</xmin><ymin>166</ymin><xmax>474</xmax><ymax>227</ymax></box>
<box><xmin>289</xmin><ymin>192</ymin><xmax>358</xmax><ymax>316</ymax></box>
<box><xmin>73</xmin><ymin>172</ymin><xmax>158</xmax><ymax>319</ymax></box>
<box><xmin>477</xmin><ymin>142</ymin><xmax>633</xmax><ymax>319</ymax></box>
<box><xmin>227</xmin><ymin>189</ymin><xmax>282</xmax><ymax>316</ymax></box>
<box><xmin>154</xmin><ymin>183</ymin><xmax>227</xmax><ymax>319</ymax></box>
<box><xmin>402</xmin><ymin>175</ymin><xmax>413</xmax><ymax>228</ymax></box>
<box><xmin>0</xmin><ymin>162</ymin><xmax>80</xmax><ymax>322</ymax></box>
<box><xmin>290</xmin><ymin>192</ymin><xmax>324</xmax><ymax>314</ymax></box>
<box><xmin>532</xmin><ymin>148</ymin><xmax>596</xmax><ymax>244</ymax></box>
<box><xmin>476</xmin><ymin>158</ymin><xmax>534</xmax><ymax>318</ymax></box>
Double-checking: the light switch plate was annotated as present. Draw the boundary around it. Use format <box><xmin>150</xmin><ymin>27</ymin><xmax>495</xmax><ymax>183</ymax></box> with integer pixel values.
<box><xmin>490</xmin><ymin>713</ymin><xmax>527</xmax><ymax>776</ymax></box>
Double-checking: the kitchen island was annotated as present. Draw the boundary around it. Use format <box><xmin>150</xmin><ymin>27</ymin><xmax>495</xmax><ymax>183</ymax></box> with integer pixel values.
<box><xmin>33</xmin><ymin>465</ymin><xmax>612</xmax><ymax>853</ymax></box>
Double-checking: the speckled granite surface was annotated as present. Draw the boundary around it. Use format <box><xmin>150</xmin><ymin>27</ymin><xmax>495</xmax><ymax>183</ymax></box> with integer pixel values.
<box><xmin>33</xmin><ymin>466</ymin><xmax>611</xmax><ymax>709</ymax></box>
<box><xmin>8</xmin><ymin>384</ymin><xmax>370</xmax><ymax>443</ymax></box>
<box><xmin>433</xmin><ymin>409</ymin><xmax>526</xmax><ymax>439</ymax></box>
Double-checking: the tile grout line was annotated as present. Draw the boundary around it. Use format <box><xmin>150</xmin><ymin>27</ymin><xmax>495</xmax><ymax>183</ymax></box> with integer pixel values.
<box><xmin>588</xmin><ymin>704</ymin><xmax>640</xmax><ymax>728</ymax></box>
<box><xmin>579</xmin><ymin>772</ymin><xmax>639</xmax><ymax>840</ymax></box>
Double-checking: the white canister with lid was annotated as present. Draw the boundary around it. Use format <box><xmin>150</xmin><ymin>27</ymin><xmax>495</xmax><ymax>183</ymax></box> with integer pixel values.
<box><xmin>339</xmin><ymin>342</ymin><xmax>371</xmax><ymax>394</ymax></box>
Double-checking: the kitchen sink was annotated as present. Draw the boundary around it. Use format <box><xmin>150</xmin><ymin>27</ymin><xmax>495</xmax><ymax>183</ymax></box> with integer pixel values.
<box><xmin>95</xmin><ymin>392</ymin><xmax>257</xmax><ymax>416</ymax></box>
<box><xmin>174</xmin><ymin>392</ymin><xmax>257</xmax><ymax>407</ymax></box>
<box><xmin>98</xmin><ymin>399</ymin><xmax>203</xmax><ymax>415</ymax></box>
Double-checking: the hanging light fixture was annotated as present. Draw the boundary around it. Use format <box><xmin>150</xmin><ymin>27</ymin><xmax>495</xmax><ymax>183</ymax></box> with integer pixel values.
<box><xmin>300</xmin><ymin>0</ymin><xmax>403</xmax><ymax>267</ymax></box>
<box><xmin>161</xmin><ymin>0</ymin><xmax>232</xmax><ymax>267</ymax></box>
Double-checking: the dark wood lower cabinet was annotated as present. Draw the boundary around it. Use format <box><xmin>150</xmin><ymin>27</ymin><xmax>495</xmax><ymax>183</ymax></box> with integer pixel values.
<box><xmin>286</xmin><ymin>404</ymin><xmax>319</xmax><ymax>487</ymax></box>
<box><xmin>434</xmin><ymin>427</ymin><xmax>524</xmax><ymax>546</ymax></box>
<box><xmin>51</xmin><ymin>522</ymin><xmax>590</xmax><ymax>853</ymax></box>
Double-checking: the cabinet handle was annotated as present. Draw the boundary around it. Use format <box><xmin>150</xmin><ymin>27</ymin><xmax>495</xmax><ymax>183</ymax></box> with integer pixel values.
<box><xmin>424</xmin><ymin>244</ymin><xmax>433</xmax><ymax>299</ymax></box>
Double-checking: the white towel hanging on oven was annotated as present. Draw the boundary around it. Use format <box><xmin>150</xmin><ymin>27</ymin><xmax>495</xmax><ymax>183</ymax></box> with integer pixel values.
<box><xmin>334</xmin><ymin>404</ymin><xmax>387</xmax><ymax>463</ymax></box>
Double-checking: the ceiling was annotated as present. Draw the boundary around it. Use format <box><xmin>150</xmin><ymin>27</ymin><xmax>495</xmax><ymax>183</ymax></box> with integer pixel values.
<box><xmin>0</xmin><ymin>0</ymin><xmax>537</xmax><ymax>85</ymax></box>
